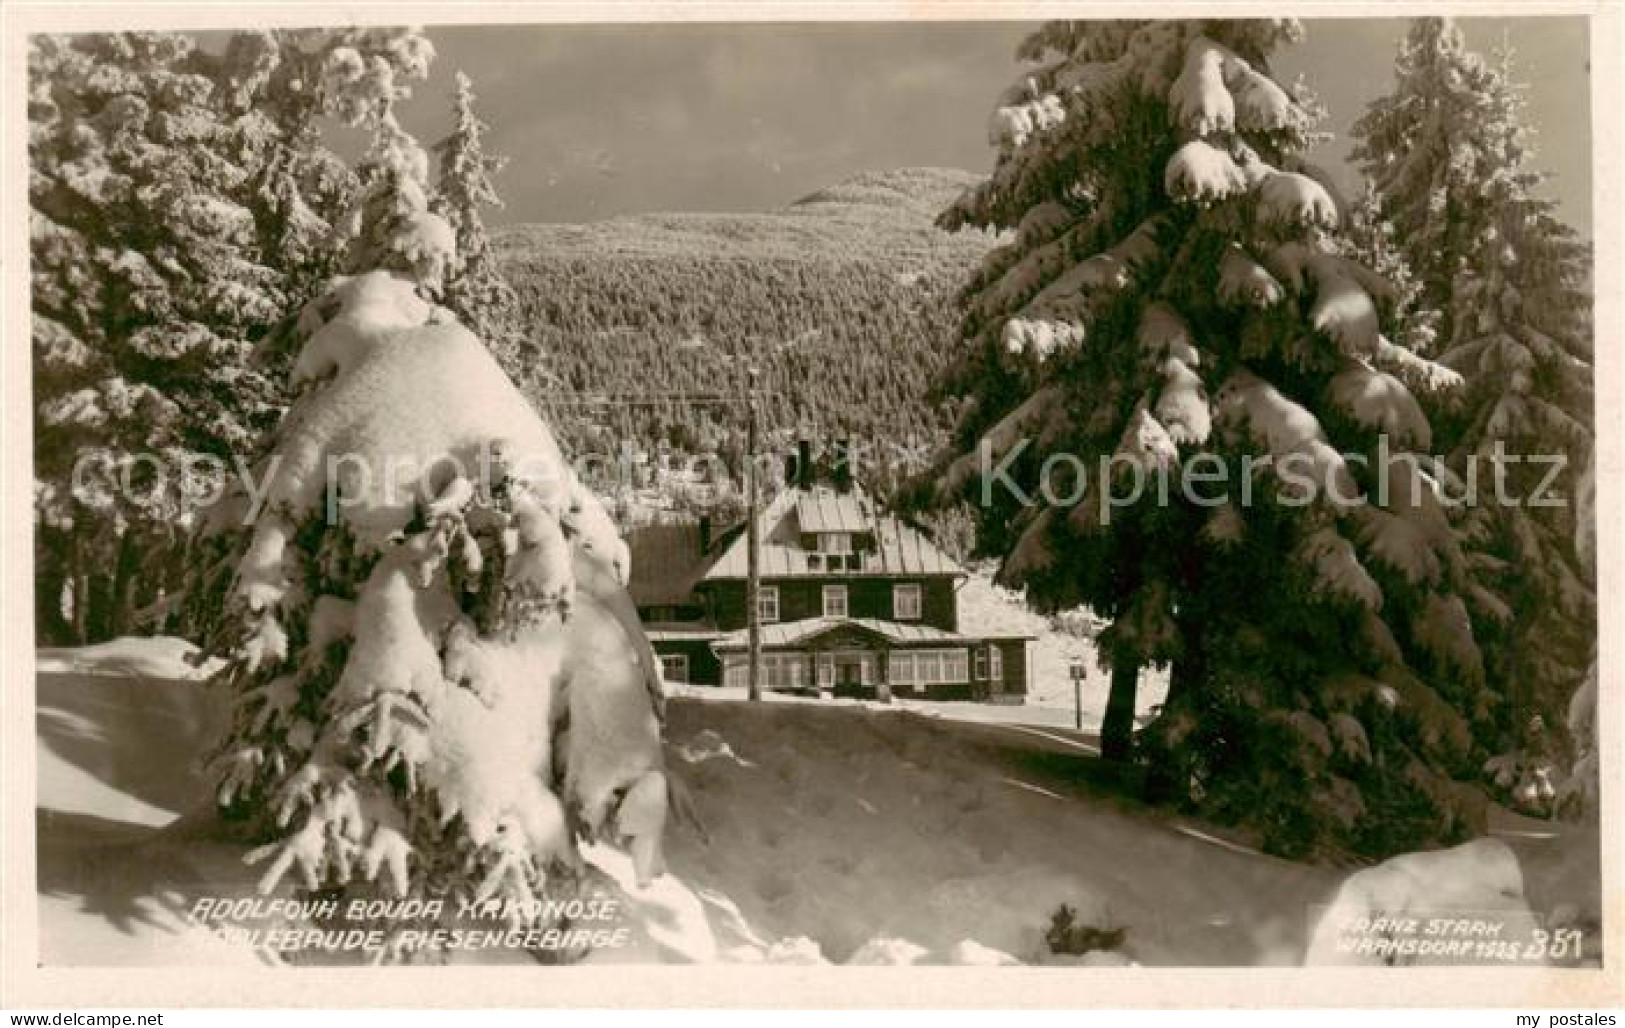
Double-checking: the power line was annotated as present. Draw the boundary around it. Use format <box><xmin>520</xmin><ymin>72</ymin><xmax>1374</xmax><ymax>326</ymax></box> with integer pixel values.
<box><xmin>543</xmin><ymin>391</ymin><xmax>783</xmax><ymax>408</ymax></box>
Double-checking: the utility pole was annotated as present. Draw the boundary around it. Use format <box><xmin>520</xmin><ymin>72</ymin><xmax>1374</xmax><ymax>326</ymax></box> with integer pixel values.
<box><xmin>746</xmin><ymin>366</ymin><xmax>762</xmax><ymax>702</ymax></box>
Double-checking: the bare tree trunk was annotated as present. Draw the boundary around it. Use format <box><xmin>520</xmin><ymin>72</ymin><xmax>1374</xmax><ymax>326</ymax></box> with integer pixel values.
<box><xmin>1164</xmin><ymin>620</ymin><xmax>1206</xmax><ymax>713</ymax></box>
<box><xmin>35</xmin><ymin>530</ymin><xmax>72</xmax><ymax>645</ymax></box>
<box><xmin>107</xmin><ymin>529</ymin><xmax>139</xmax><ymax>637</ymax></box>
<box><xmin>82</xmin><ymin>529</ymin><xmax>120</xmax><ymax>643</ymax></box>
<box><xmin>69</xmin><ymin>539</ymin><xmax>89</xmax><ymax>645</ymax></box>
<box><xmin>1101</xmin><ymin>657</ymin><xmax>1138</xmax><ymax>762</ymax></box>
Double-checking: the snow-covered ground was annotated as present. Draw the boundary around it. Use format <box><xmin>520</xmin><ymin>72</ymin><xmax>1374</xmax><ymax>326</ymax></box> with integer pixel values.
<box><xmin>666</xmin><ymin>683</ymin><xmax>1149</xmax><ymax>735</ymax></box>
<box><xmin>34</xmin><ymin>640</ymin><xmax>1602</xmax><ymax>967</ymax></box>
<box><xmin>954</xmin><ymin>566</ymin><xmax>1169</xmax><ymax>721</ymax></box>
<box><xmin>36</xmin><ymin>646</ymin><xmax>273</xmax><ymax>966</ymax></box>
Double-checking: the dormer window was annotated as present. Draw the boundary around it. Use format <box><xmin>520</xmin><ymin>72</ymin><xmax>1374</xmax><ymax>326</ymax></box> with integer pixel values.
<box><xmin>819</xmin><ymin>533</ymin><xmax>853</xmax><ymax>556</ymax></box>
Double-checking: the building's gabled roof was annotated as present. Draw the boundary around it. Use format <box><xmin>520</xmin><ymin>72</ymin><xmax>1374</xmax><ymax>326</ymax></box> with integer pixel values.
<box><xmin>796</xmin><ymin>489</ymin><xmax>868</xmax><ymax>534</ymax></box>
<box><xmin>627</xmin><ymin>522</ymin><xmax>713</xmax><ymax>607</ymax></box>
<box><xmin>711</xmin><ymin>616</ymin><xmax>973</xmax><ymax>651</ymax></box>
<box><xmin>699</xmin><ymin>483</ymin><xmax>963</xmax><ymax>582</ymax></box>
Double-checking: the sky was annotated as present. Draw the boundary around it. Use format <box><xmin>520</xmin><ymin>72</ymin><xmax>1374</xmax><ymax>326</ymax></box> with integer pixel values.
<box><xmin>382</xmin><ymin>18</ymin><xmax>1592</xmax><ymax>234</ymax></box>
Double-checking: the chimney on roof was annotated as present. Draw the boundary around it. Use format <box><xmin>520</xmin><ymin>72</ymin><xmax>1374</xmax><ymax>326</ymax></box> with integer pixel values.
<box><xmin>797</xmin><ymin>439</ymin><xmax>813</xmax><ymax>490</ymax></box>
<box><xmin>832</xmin><ymin>438</ymin><xmax>853</xmax><ymax>493</ymax></box>
<box><xmin>698</xmin><ymin>514</ymin><xmax>712</xmax><ymax>554</ymax></box>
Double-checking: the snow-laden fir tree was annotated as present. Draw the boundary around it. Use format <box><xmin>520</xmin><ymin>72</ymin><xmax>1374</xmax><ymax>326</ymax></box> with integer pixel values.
<box><xmin>31</xmin><ymin>32</ymin><xmax>279</xmax><ymax>642</ymax></box>
<box><xmin>430</xmin><ymin>71</ymin><xmax>527</xmax><ymax>368</ymax></box>
<box><xmin>1340</xmin><ymin>180</ymin><xmax>1437</xmax><ymax>359</ymax></box>
<box><xmin>29</xmin><ymin>29</ymin><xmax>422</xmax><ymax>643</ymax></box>
<box><xmin>1350</xmin><ymin>19</ymin><xmax>1594</xmax><ymax>815</ymax></box>
<box><xmin>934</xmin><ymin>19</ymin><xmax>1489</xmax><ymax>856</ymax></box>
<box><xmin>195</xmin><ymin>36</ymin><xmax>669</xmax><ymax>956</ymax></box>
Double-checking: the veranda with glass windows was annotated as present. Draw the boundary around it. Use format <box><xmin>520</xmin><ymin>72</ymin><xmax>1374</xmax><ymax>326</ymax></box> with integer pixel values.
<box><xmin>720</xmin><ymin>643</ymin><xmax>992</xmax><ymax>698</ymax></box>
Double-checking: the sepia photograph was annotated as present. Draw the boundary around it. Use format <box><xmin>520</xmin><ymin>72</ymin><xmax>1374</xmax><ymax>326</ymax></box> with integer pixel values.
<box><xmin>2</xmin><ymin>1</ymin><xmax>1618</xmax><ymax>1010</ymax></box>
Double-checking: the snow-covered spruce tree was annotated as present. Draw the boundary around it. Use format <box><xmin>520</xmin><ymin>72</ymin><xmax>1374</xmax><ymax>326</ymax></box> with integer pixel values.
<box><xmin>430</xmin><ymin>71</ymin><xmax>526</xmax><ymax>369</ymax></box>
<box><xmin>934</xmin><ymin>20</ymin><xmax>1488</xmax><ymax>856</ymax></box>
<box><xmin>1351</xmin><ymin>19</ymin><xmax>1594</xmax><ymax>814</ymax></box>
<box><xmin>177</xmin><ymin>29</ymin><xmax>454</xmax><ymax>646</ymax></box>
<box><xmin>1341</xmin><ymin>180</ymin><xmax>1437</xmax><ymax>359</ymax></box>
<box><xmin>215</xmin><ymin>30</ymin><xmax>376</xmax><ymax>316</ymax></box>
<box><xmin>31</xmin><ymin>31</ymin><xmax>281</xmax><ymax>642</ymax></box>
<box><xmin>198</xmin><ymin>40</ymin><xmax>667</xmax><ymax>956</ymax></box>
<box><xmin>29</xmin><ymin>29</ymin><xmax>417</xmax><ymax>643</ymax></box>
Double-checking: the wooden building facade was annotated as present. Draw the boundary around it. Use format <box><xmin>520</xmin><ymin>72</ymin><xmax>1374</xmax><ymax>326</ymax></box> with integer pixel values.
<box><xmin>627</xmin><ymin>471</ymin><xmax>1032</xmax><ymax>703</ymax></box>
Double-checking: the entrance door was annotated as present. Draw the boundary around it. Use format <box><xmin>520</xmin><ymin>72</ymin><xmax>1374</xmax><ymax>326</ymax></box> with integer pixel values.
<box><xmin>834</xmin><ymin>656</ymin><xmax>864</xmax><ymax>697</ymax></box>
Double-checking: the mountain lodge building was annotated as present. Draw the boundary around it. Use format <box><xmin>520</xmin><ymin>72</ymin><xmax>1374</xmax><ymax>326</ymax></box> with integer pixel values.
<box><xmin>627</xmin><ymin>461</ymin><xmax>1032</xmax><ymax>702</ymax></box>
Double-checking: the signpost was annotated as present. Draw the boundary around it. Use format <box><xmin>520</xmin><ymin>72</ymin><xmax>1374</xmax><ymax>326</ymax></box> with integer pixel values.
<box><xmin>1069</xmin><ymin>661</ymin><xmax>1087</xmax><ymax>731</ymax></box>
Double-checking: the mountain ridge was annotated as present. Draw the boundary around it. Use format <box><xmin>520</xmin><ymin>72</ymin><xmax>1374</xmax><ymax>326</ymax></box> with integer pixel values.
<box><xmin>494</xmin><ymin>166</ymin><xmax>986</xmax><ymax>263</ymax></box>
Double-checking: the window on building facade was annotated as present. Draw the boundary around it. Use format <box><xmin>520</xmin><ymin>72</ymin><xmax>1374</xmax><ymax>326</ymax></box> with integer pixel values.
<box><xmin>767</xmin><ymin>653</ymin><xmax>809</xmax><ymax>689</ymax></box>
<box><xmin>823</xmin><ymin>584</ymin><xmax>848</xmax><ymax>618</ymax></box>
<box><xmin>660</xmin><ymin>654</ymin><xmax>689</xmax><ymax>683</ymax></box>
<box><xmin>758</xmin><ymin>585</ymin><xmax>779</xmax><ymax>623</ymax></box>
<box><xmin>723</xmin><ymin>652</ymin><xmax>812</xmax><ymax>689</ymax></box>
<box><xmin>893</xmin><ymin>583</ymin><xmax>922</xmax><ymax>620</ymax></box>
<box><xmin>889</xmin><ymin>648</ymin><xmax>971</xmax><ymax>685</ymax></box>
<box><xmin>889</xmin><ymin>651</ymin><xmax>915</xmax><ymax>684</ymax></box>
<box><xmin>914</xmin><ymin>650</ymin><xmax>940</xmax><ymax>683</ymax></box>
<box><xmin>989</xmin><ymin>645</ymin><xmax>1003</xmax><ymax>681</ymax></box>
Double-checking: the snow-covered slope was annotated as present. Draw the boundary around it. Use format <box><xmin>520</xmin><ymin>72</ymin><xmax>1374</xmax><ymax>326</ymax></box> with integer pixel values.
<box><xmin>660</xmin><ymin>700</ymin><xmax>1324</xmax><ymax>964</ymax></box>
<box><xmin>35</xmin><ymin>646</ymin><xmax>1601</xmax><ymax>967</ymax></box>
<box><xmin>36</xmin><ymin>662</ymin><xmax>272</xmax><ymax>966</ymax></box>
<box><xmin>499</xmin><ymin>167</ymin><xmax>985</xmax><ymax>263</ymax></box>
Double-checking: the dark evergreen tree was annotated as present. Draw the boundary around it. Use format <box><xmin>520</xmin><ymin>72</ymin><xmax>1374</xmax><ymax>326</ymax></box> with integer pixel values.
<box><xmin>431</xmin><ymin>71</ymin><xmax>526</xmax><ymax>367</ymax></box>
<box><xmin>1351</xmin><ymin>19</ymin><xmax>1594</xmax><ymax>813</ymax></box>
<box><xmin>935</xmin><ymin>19</ymin><xmax>1488</xmax><ymax>856</ymax></box>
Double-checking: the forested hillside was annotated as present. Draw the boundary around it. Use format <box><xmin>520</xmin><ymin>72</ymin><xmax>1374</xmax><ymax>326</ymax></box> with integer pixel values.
<box><xmin>495</xmin><ymin>167</ymin><xmax>995</xmax><ymax>486</ymax></box>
